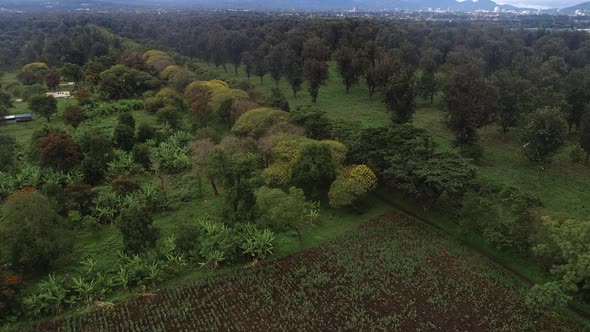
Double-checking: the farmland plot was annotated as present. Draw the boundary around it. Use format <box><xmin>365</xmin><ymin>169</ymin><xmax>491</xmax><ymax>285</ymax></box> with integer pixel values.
<box><xmin>31</xmin><ymin>214</ymin><xmax>580</xmax><ymax>331</ymax></box>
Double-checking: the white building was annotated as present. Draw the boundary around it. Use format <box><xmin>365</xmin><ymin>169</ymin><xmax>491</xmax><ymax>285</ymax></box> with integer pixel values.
<box><xmin>46</xmin><ymin>91</ymin><xmax>71</xmax><ymax>98</ymax></box>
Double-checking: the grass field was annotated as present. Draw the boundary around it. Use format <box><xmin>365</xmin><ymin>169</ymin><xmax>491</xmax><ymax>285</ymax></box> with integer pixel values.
<box><xmin>29</xmin><ymin>213</ymin><xmax>583</xmax><ymax>331</ymax></box>
<box><xmin>196</xmin><ymin>61</ymin><xmax>590</xmax><ymax>221</ymax></box>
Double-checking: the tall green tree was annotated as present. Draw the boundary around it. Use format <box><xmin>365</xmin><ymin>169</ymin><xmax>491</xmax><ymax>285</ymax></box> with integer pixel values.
<box><xmin>28</xmin><ymin>94</ymin><xmax>57</xmax><ymax>122</ymax></box>
<box><xmin>0</xmin><ymin>134</ymin><xmax>17</xmax><ymax>171</ymax></box>
<box><xmin>292</xmin><ymin>142</ymin><xmax>336</xmax><ymax>197</ymax></box>
<box><xmin>579</xmin><ymin>112</ymin><xmax>590</xmax><ymax>163</ymax></box>
<box><xmin>384</xmin><ymin>68</ymin><xmax>416</xmax><ymax>124</ymax></box>
<box><xmin>521</xmin><ymin>107</ymin><xmax>568</xmax><ymax>178</ymax></box>
<box><xmin>116</xmin><ymin>202</ymin><xmax>159</xmax><ymax>254</ymax></box>
<box><xmin>303</xmin><ymin>59</ymin><xmax>329</xmax><ymax>104</ymax></box>
<box><xmin>490</xmin><ymin>70</ymin><xmax>529</xmax><ymax>135</ymax></box>
<box><xmin>0</xmin><ymin>92</ymin><xmax>13</xmax><ymax>117</ymax></box>
<box><xmin>98</xmin><ymin>65</ymin><xmax>159</xmax><ymax>100</ymax></box>
<box><xmin>333</xmin><ymin>46</ymin><xmax>364</xmax><ymax>93</ymax></box>
<box><xmin>442</xmin><ymin>59</ymin><xmax>498</xmax><ymax>145</ymax></box>
<box><xmin>0</xmin><ymin>191</ymin><xmax>69</xmax><ymax>272</ymax></box>
<box><xmin>283</xmin><ymin>48</ymin><xmax>304</xmax><ymax>97</ymax></box>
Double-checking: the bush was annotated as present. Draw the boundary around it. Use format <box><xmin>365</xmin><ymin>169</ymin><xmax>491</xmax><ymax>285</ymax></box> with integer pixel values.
<box><xmin>570</xmin><ymin>144</ymin><xmax>584</xmax><ymax>163</ymax></box>
<box><xmin>459</xmin><ymin>143</ymin><xmax>484</xmax><ymax>163</ymax></box>
<box><xmin>111</xmin><ymin>175</ymin><xmax>140</xmax><ymax>197</ymax></box>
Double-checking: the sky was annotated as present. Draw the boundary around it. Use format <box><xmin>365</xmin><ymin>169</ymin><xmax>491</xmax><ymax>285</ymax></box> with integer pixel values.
<box><xmin>492</xmin><ymin>0</ymin><xmax>582</xmax><ymax>8</ymax></box>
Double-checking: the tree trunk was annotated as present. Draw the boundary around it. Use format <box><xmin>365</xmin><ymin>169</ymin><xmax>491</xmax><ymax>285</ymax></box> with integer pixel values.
<box><xmin>586</xmin><ymin>151</ymin><xmax>590</xmax><ymax>164</ymax></box>
<box><xmin>259</xmin><ymin>76</ymin><xmax>264</xmax><ymax>85</ymax></box>
<box><xmin>158</xmin><ymin>175</ymin><xmax>168</xmax><ymax>202</ymax></box>
<box><xmin>209</xmin><ymin>176</ymin><xmax>219</xmax><ymax>196</ymax></box>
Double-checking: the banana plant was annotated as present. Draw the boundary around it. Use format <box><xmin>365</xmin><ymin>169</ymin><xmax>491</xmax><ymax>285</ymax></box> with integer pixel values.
<box><xmin>199</xmin><ymin>250</ymin><xmax>225</xmax><ymax>269</ymax></box>
<box><xmin>71</xmin><ymin>276</ymin><xmax>97</xmax><ymax>304</ymax></box>
<box><xmin>116</xmin><ymin>265</ymin><xmax>131</xmax><ymax>293</ymax></box>
<box><xmin>241</xmin><ymin>229</ymin><xmax>275</xmax><ymax>264</ymax></box>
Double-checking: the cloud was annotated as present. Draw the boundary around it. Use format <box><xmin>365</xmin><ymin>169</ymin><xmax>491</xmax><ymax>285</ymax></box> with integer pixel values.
<box><xmin>496</xmin><ymin>0</ymin><xmax>582</xmax><ymax>8</ymax></box>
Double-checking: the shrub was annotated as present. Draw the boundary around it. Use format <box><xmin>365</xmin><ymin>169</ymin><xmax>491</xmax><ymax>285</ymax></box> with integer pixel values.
<box><xmin>570</xmin><ymin>144</ymin><xmax>584</xmax><ymax>163</ymax></box>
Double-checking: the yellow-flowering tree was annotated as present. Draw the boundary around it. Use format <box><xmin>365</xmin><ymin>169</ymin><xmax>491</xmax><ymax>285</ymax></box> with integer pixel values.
<box><xmin>329</xmin><ymin>164</ymin><xmax>377</xmax><ymax>210</ymax></box>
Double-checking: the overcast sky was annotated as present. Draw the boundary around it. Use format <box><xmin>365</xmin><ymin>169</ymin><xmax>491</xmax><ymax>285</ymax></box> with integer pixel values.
<box><xmin>493</xmin><ymin>0</ymin><xmax>581</xmax><ymax>8</ymax></box>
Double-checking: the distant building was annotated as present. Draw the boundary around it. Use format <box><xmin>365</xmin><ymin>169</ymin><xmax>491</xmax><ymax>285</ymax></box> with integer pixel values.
<box><xmin>0</xmin><ymin>113</ymin><xmax>33</xmax><ymax>125</ymax></box>
<box><xmin>494</xmin><ymin>6</ymin><xmax>501</xmax><ymax>13</ymax></box>
<box><xmin>46</xmin><ymin>91</ymin><xmax>71</xmax><ymax>98</ymax></box>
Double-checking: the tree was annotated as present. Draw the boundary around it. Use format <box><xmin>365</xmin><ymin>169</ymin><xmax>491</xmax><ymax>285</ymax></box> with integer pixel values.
<box><xmin>490</xmin><ymin>70</ymin><xmax>528</xmax><ymax>135</ymax></box>
<box><xmin>0</xmin><ymin>92</ymin><xmax>13</xmax><ymax>117</ymax></box>
<box><xmin>418</xmin><ymin>70</ymin><xmax>437</xmax><ymax>104</ymax></box>
<box><xmin>156</xmin><ymin>106</ymin><xmax>181</xmax><ymax>129</ymax></box>
<box><xmin>98</xmin><ymin>65</ymin><xmax>160</xmax><ymax>100</ymax></box>
<box><xmin>254</xmin><ymin>44</ymin><xmax>268</xmax><ymax>85</ymax></box>
<box><xmin>225</xmin><ymin>31</ymin><xmax>248</xmax><ymax>75</ymax></box>
<box><xmin>384</xmin><ymin>68</ymin><xmax>416</xmax><ymax>124</ymax></box>
<box><xmin>81</xmin><ymin>156</ymin><xmax>105</xmax><ymax>185</ymax></box>
<box><xmin>563</xmin><ymin>67</ymin><xmax>590</xmax><ymax>132</ymax></box>
<box><xmin>303</xmin><ymin>59</ymin><xmax>329</xmax><ymax>104</ymax></box>
<box><xmin>0</xmin><ymin>134</ymin><xmax>17</xmax><ymax>172</ymax></box>
<box><xmin>0</xmin><ymin>190</ymin><xmax>68</xmax><ymax>272</ymax></box>
<box><xmin>118</xmin><ymin>112</ymin><xmax>136</xmax><ymax>129</ymax></box>
<box><xmin>62</xmin><ymin>105</ymin><xmax>87</xmax><ymax>128</ymax></box>
<box><xmin>292</xmin><ymin>142</ymin><xmax>336</xmax><ymax>197</ymax></box>
<box><xmin>525</xmin><ymin>282</ymin><xmax>572</xmax><ymax>317</ymax></box>
<box><xmin>521</xmin><ymin>107</ymin><xmax>568</xmax><ymax>177</ymax></box>
<box><xmin>232</xmin><ymin>107</ymin><xmax>289</xmax><ymax>138</ymax></box>
<box><xmin>221</xmin><ymin>153</ymin><xmax>263</xmax><ymax>223</ymax></box>
<box><xmin>442</xmin><ymin>60</ymin><xmax>498</xmax><ymax>145</ymax></box>
<box><xmin>44</xmin><ymin>67</ymin><xmax>61</xmax><ymax>91</ymax></box>
<box><xmin>38</xmin><ymin>131</ymin><xmax>80</xmax><ymax>171</ymax></box>
<box><xmin>333</xmin><ymin>46</ymin><xmax>364</xmax><ymax>93</ymax></box>
<box><xmin>533</xmin><ymin>216</ymin><xmax>590</xmax><ymax>294</ymax></box>
<box><xmin>255</xmin><ymin>186</ymin><xmax>307</xmax><ymax>236</ymax></box>
<box><xmin>283</xmin><ymin>48</ymin><xmax>304</xmax><ymax>97</ymax></box>
<box><xmin>386</xmin><ymin>152</ymin><xmax>475</xmax><ymax>211</ymax></box>
<box><xmin>114</xmin><ymin>124</ymin><xmax>135</xmax><ymax>152</ymax></box>
<box><xmin>60</xmin><ymin>63</ymin><xmax>84</xmax><ymax>82</ymax></box>
<box><xmin>268</xmin><ymin>87</ymin><xmax>290</xmax><ymax>112</ymax></box>
<box><xmin>580</xmin><ymin>113</ymin><xmax>590</xmax><ymax>163</ymax></box>
<box><xmin>329</xmin><ymin>165</ymin><xmax>377</xmax><ymax>210</ymax></box>
<box><xmin>116</xmin><ymin>202</ymin><xmax>159</xmax><ymax>255</ymax></box>
<box><xmin>266</xmin><ymin>44</ymin><xmax>285</xmax><ymax>86</ymax></box>
<box><xmin>28</xmin><ymin>94</ymin><xmax>57</xmax><ymax>122</ymax></box>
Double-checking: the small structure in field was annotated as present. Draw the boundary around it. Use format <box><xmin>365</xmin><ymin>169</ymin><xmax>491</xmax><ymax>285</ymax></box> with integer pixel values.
<box><xmin>0</xmin><ymin>113</ymin><xmax>33</xmax><ymax>125</ymax></box>
<box><xmin>46</xmin><ymin>91</ymin><xmax>71</xmax><ymax>98</ymax></box>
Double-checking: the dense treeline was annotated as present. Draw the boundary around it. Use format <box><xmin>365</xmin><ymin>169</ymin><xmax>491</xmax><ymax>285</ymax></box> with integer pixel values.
<box><xmin>2</xmin><ymin>12</ymin><xmax>590</xmax><ymax>326</ymax></box>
